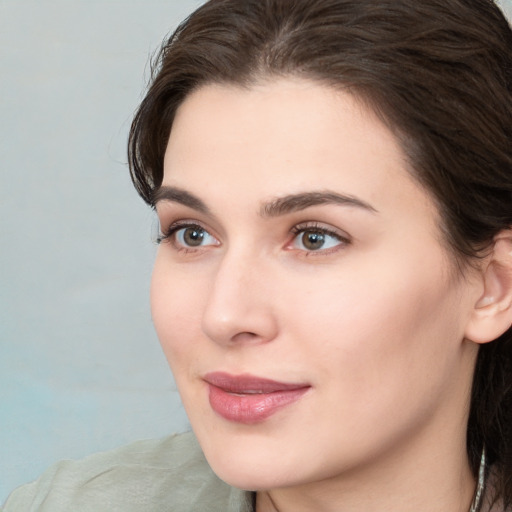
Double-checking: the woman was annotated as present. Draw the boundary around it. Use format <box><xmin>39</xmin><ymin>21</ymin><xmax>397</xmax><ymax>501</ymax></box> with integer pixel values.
<box><xmin>3</xmin><ymin>0</ymin><xmax>512</xmax><ymax>511</ymax></box>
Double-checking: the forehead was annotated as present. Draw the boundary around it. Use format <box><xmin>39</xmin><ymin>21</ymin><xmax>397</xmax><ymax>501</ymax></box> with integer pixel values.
<box><xmin>162</xmin><ymin>78</ymin><xmax>437</xmax><ymax>224</ymax></box>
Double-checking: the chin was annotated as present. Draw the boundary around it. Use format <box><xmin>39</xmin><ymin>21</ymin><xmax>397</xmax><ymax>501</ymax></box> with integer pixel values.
<box><xmin>208</xmin><ymin>455</ymin><xmax>296</xmax><ymax>491</ymax></box>
<box><xmin>198</xmin><ymin>430</ymin><xmax>272</xmax><ymax>487</ymax></box>
<box><xmin>193</xmin><ymin>422</ymin><xmax>316</xmax><ymax>491</ymax></box>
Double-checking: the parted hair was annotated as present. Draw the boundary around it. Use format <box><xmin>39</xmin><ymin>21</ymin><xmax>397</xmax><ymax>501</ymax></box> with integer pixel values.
<box><xmin>128</xmin><ymin>0</ymin><xmax>512</xmax><ymax>506</ymax></box>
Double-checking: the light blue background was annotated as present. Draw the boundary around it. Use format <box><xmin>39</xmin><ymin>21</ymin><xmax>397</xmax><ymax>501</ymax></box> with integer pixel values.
<box><xmin>1</xmin><ymin>0</ymin><xmax>511</xmax><ymax>504</ymax></box>
<box><xmin>0</xmin><ymin>0</ymin><xmax>201</xmax><ymax>502</ymax></box>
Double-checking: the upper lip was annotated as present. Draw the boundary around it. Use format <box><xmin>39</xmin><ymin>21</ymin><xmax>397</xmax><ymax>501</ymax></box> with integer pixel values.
<box><xmin>203</xmin><ymin>372</ymin><xmax>310</xmax><ymax>394</ymax></box>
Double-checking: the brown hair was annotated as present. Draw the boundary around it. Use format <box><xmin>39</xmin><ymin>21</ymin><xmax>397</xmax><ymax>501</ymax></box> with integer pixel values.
<box><xmin>128</xmin><ymin>0</ymin><xmax>512</xmax><ymax>505</ymax></box>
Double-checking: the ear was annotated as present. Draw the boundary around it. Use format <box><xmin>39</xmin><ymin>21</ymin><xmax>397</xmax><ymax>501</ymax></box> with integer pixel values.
<box><xmin>464</xmin><ymin>230</ymin><xmax>512</xmax><ymax>344</ymax></box>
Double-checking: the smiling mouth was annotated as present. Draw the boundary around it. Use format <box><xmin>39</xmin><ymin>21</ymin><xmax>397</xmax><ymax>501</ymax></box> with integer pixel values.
<box><xmin>203</xmin><ymin>372</ymin><xmax>311</xmax><ymax>424</ymax></box>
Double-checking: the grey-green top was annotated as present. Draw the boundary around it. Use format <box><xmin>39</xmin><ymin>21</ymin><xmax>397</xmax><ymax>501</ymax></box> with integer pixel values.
<box><xmin>2</xmin><ymin>432</ymin><xmax>254</xmax><ymax>512</ymax></box>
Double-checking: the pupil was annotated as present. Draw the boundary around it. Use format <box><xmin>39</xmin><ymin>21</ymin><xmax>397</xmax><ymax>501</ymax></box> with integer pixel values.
<box><xmin>303</xmin><ymin>231</ymin><xmax>325</xmax><ymax>250</ymax></box>
<box><xmin>184</xmin><ymin>227</ymin><xmax>204</xmax><ymax>246</ymax></box>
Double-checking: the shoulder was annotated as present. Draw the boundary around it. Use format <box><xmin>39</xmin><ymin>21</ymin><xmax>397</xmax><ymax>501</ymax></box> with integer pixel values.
<box><xmin>2</xmin><ymin>432</ymin><xmax>253</xmax><ymax>512</ymax></box>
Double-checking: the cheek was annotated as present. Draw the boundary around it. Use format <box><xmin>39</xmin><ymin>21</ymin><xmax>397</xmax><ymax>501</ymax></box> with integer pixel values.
<box><xmin>273</xmin><ymin>256</ymin><xmax>466</xmax><ymax>464</ymax></box>
<box><xmin>289</xmin><ymin>250</ymin><xmax>464</xmax><ymax>400</ymax></box>
<box><xmin>150</xmin><ymin>253</ymin><xmax>204</xmax><ymax>370</ymax></box>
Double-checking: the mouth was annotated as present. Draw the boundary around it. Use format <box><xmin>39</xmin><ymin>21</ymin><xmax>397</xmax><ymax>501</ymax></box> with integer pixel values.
<box><xmin>203</xmin><ymin>372</ymin><xmax>311</xmax><ymax>424</ymax></box>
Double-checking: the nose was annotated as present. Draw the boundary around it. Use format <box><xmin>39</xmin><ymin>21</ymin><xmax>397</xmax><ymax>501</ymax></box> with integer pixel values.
<box><xmin>201</xmin><ymin>249</ymin><xmax>279</xmax><ymax>346</ymax></box>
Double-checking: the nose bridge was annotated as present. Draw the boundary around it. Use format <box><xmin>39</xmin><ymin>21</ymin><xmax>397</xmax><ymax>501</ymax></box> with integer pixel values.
<box><xmin>201</xmin><ymin>244</ymin><xmax>277</xmax><ymax>345</ymax></box>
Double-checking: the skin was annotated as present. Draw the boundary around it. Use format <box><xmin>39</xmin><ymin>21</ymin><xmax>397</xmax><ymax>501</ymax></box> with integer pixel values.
<box><xmin>151</xmin><ymin>78</ymin><xmax>484</xmax><ymax>512</ymax></box>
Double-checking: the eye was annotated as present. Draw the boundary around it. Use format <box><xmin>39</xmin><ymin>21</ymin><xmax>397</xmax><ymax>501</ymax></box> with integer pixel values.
<box><xmin>158</xmin><ymin>222</ymin><xmax>219</xmax><ymax>249</ymax></box>
<box><xmin>175</xmin><ymin>225</ymin><xmax>216</xmax><ymax>247</ymax></box>
<box><xmin>290</xmin><ymin>224</ymin><xmax>349</xmax><ymax>252</ymax></box>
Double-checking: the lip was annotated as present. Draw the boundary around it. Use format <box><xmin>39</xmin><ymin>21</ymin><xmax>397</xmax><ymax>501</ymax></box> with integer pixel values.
<box><xmin>203</xmin><ymin>372</ymin><xmax>310</xmax><ymax>424</ymax></box>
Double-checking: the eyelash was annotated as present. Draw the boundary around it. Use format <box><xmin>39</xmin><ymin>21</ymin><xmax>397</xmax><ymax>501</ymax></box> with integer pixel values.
<box><xmin>156</xmin><ymin>221</ymin><xmax>351</xmax><ymax>254</ymax></box>
<box><xmin>156</xmin><ymin>221</ymin><xmax>210</xmax><ymax>249</ymax></box>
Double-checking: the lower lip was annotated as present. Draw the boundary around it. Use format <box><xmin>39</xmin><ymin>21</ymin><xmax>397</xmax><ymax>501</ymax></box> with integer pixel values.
<box><xmin>207</xmin><ymin>384</ymin><xmax>310</xmax><ymax>424</ymax></box>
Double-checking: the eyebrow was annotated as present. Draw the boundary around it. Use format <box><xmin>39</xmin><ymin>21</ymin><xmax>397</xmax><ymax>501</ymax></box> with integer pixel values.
<box><xmin>152</xmin><ymin>186</ymin><xmax>211</xmax><ymax>214</ymax></box>
<box><xmin>153</xmin><ymin>186</ymin><xmax>377</xmax><ymax>217</ymax></box>
<box><xmin>261</xmin><ymin>191</ymin><xmax>378</xmax><ymax>217</ymax></box>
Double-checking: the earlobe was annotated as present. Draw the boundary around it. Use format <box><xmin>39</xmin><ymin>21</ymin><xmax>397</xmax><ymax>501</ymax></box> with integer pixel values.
<box><xmin>465</xmin><ymin>231</ymin><xmax>512</xmax><ymax>344</ymax></box>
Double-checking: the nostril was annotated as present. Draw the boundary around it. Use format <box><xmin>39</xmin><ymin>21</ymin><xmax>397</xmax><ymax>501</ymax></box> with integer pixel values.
<box><xmin>231</xmin><ymin>331</ymin><xmax>261</xmax><ymax>344</ymax></box>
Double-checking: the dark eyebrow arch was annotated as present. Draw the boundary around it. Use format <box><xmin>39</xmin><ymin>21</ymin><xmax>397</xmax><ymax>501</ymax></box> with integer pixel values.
<box><xmin>153</xmin><ymin>186</ymin><xmax>377</xmax><ymax>218</ymax></box>
<box><xmin>152</xmin><ymin>186</ymin><xmax>211</xmax><ymax>215</ymax></box>
<box><xmin>261</xmin><ymin>191</ymin><xmax>378</xmax><ymax>217</ymax></box>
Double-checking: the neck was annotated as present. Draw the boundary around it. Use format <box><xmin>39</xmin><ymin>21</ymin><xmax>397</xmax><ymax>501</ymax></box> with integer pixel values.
<box><xmin>256</xmin><ymin>428</ymin><xmax>476</xmax><ymax>512</ymax></box>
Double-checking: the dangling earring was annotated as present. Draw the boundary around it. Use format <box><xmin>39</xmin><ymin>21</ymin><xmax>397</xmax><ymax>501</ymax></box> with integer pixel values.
<box><xmin>469</xmin><ymin>447</ymin><xmax>486</xmax><ymax>512</ymax></box>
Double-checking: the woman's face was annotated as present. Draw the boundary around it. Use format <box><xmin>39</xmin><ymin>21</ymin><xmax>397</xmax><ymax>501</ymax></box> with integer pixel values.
<box><xmin>151</xmin><ymin>79</ymin><xmax>479</xmax><ymax>490</ymax></box>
